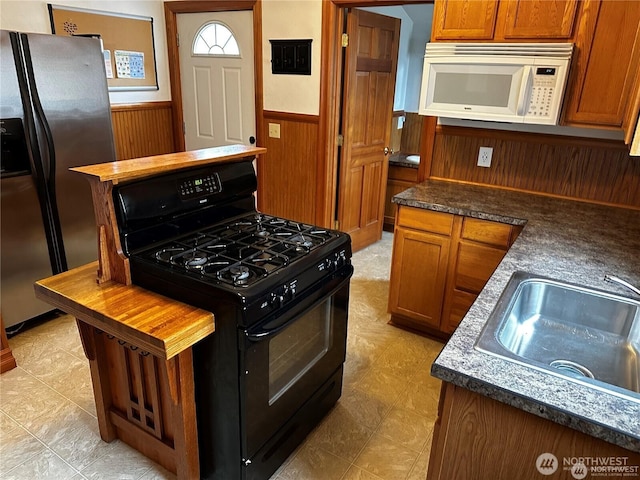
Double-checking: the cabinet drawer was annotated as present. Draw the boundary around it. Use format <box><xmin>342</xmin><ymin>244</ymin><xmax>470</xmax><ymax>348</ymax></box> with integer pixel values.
<box><xmin>455</xmin><ymin>242</ymin><xmax>507</xmax><ymax>293</ymax></box>
<box><xmin>461</xmin><ymin>217</ymin><xmax>513</xmax><ymax>248</ymax></box>
<box><xmin>397</xmin><ymin>207</ymin><xmax>454</xmax><ymax>236</ymax></box>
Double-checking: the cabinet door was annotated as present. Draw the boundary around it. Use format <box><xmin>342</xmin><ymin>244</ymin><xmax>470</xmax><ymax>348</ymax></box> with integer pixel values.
<box><xmin>563</xmin><ymin>0</ymin><xmax>640</xmax><ymax>127</ymax></box>
<box><xmin>388</xmin><ymin>227</ymin><xmax>451</xmax><ymax>329</ymax></box>
<box><xmin>502</xmin><ymin>0</ymin><xmax>578</xmax><ymax>39</ymax></box>
<box><xmin>441</xmin><ymin>289</ymin><xmax>476</xmax><ymax>335</ymax></box>
<box><xmin>455</xmin><ymin>242</ymin><xmax>508</xmax><ymax>293</ymax></box>
<box><xmin>432</xmin><ymin>0</ymin><xmax>499</xmax><ymax>40</ymax></box>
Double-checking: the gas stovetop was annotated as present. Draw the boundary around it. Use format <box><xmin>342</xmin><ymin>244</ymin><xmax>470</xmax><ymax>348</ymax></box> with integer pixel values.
<box><xmin>114</xmin><ymin>160</ymin><xmax>352</xmax><ymax>322</ymax></box>
<box><xmin>138</xmin><ymin>212</ymin><xmax>340</xmax><ymax>288</ymax></box>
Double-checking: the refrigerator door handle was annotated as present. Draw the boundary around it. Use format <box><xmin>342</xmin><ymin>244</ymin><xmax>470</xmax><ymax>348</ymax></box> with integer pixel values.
<box><xmin>9</xmin><ymin>33</ymin><xmax>46</xmax><ymax>191</ymax></box>
<box><xmin>20</xmin><ymin>35</ymin><xmax>58</xmax><ymax>200</ymax></box>
<box><xmin>16</xmin><ymin>33</ymin><xmax>67</xmax><ymax>273</ymax></box>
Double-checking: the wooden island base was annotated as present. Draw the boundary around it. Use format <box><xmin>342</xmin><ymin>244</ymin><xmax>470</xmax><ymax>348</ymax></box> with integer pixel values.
<box><xmin>35</xmin><ymin>262</ymin><xmax>215</xmax><ymax>480</ymax></box>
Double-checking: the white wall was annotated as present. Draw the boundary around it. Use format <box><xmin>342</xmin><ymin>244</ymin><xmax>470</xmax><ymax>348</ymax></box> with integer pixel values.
<box><xmin>403</xmin><ymin>4</ymin><xmax>432</xmax><ymax>112</ymax></box>
<box><xmin>261</xmin><ymin>0</ymin><xmax>322</xmax><ymax>115</ymax></box>
<box><xmin>0</xmin><ymin>0</ymin><xmax>171</xmax><ymax>104</ymax></box>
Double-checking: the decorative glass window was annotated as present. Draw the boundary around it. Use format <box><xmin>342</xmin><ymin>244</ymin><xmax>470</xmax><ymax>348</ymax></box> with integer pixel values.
<box><xmin>193</xmin><ymin>22</ymin><xmax>240</xmax><ymax>57</ymax></box>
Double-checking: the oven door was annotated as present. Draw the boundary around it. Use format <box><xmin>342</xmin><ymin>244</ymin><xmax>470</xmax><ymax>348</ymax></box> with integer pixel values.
<box><xmin>240</xmin><ymin>265</ymin><xmax>352</xmax><ymax>460</ymax></box>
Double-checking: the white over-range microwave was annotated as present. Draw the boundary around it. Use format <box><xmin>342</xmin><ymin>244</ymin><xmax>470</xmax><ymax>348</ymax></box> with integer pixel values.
<box><xmin>418</xmin><ymin>43</ymin><xmax>573</xmax><ymax>125</ymax></box>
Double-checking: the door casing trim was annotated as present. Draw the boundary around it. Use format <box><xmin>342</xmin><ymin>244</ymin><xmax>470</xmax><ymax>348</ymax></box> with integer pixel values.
<box><xmin>318</xmin><ymin>0</ymin><xmax>434</xmax><ymax>227</ymax></box>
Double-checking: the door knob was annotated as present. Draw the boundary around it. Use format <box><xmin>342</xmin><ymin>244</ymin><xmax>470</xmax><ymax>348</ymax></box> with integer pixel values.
<box><xmin>383</xmin><ymin>147</ymin><xmax>392</xmax><ymax>155</ymax></box>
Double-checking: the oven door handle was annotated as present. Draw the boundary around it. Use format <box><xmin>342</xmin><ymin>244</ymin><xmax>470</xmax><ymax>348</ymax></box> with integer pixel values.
<box><xmin>245</xmin><ymin>317</ymin><xmax>300</xmax><ymax>342</ymax></box>
<box><xmin>244</xmin><ymin>266</ymin><xmax>353</xmax><ymax>342</ymax></box>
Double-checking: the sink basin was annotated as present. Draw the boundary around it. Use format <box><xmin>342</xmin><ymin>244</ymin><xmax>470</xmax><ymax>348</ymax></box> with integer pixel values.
<box><xmin>475</xmin><ymin>271</ymin><xmax>640</xmax><ymax>401</ymax></box>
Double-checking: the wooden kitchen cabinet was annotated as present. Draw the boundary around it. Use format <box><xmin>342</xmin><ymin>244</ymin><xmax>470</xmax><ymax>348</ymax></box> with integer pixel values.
<box><xmin>388</xmin><ymin>223</ymin><xmax>452</xmax><ymax>330</ymax></box>
<box><xmin>427</xmin><ymin>383</ymin><xmax>640</xmax><ymax>480</ymax></box>
<box><xmin>501</xmin><ymin>0</ymin><xmax>578</xmax><ymax>39</ymax></box>
<box><xmin>431</xmin><ymin>0</ymin><xmax>640</xmax><ymax>137</ymax></box>
<box><xmin>562</xmin><ymin>0</ymin><xmax>640</xmax><ymax>130</ymax></box>
<box><xmin>432</xmin><ymin>0</ymin><xmax>499</xmax><ymax>40</ymax></box>
<box><xmin>432</xmin><ymin>0</ymin><xmax>578</xmax><ymax>41</ymax></box>
<box><xmin>384</xmin><ymin>165</ymin><xmax>419</xmax><ymax>230</ymax></box>
<box><xmin>440</xmin><ymin>217</ymin><xmax>519</xmax><ymax>333</ymax></box>
<box><xmin>388</xmin><ymin>206</ymin><xmax>521</xmax><ymax>336</ymax></box>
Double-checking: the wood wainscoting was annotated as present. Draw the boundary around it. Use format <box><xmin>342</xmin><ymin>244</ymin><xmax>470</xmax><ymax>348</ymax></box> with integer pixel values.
<box><xmin>430</xmin><ymin>125</ymin><xmax>640</xmax><ymax>209</ymax></box>
<box><xmin>400</xmin><ymin>112</ymin><xmax>423</xmax><ymax>155</ymax></box>
<box><xmin>111</xmin><ymin>102</ymin><xmax>176</xmax><ymax>161</ymax></box>
<box><xmin>257</xmin><ymin>110</ymin><xmax>322</xmax><ymax>226</ymax></box>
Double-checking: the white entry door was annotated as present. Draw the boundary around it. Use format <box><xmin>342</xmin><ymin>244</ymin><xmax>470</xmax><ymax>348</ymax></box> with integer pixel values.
<box><xmin>177</xmin><ymin>11</ymin><xmax>256</xmax><ymax>150</ymax></box>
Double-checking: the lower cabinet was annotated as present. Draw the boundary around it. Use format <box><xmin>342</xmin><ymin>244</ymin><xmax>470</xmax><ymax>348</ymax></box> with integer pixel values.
<box><xmin>388</xmin><ymin>205</ymin><xmax>521</xmax><ymax>336</ymax></box>
<box><xmin>428</xmin><ymin>383</ymin><xmax>640</xmax><ymax>480</ymax></box>
<box><xmin>384</xmin><ymin>165</ymin><xmax>419</xmax><ymax>230</ymax></box>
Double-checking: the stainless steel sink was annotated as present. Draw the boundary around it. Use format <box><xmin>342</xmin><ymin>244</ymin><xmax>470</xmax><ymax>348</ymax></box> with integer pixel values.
<box><xmin>475</xmin><ymin>271</ymin><xmax>640</xmax><ymax>401</ymax></box>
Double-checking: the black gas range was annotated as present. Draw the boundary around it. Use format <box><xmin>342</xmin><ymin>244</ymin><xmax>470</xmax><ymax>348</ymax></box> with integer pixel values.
<box><xmin>113</xmin><ymin>158</ymin><xmax>353</xmax><ymax>480</ymax></box>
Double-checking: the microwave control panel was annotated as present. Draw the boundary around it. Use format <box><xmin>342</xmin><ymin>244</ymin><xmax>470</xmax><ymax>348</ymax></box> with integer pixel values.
<box><xmin>527</xmin><ymin>67</ymin><xmax>559</xmax><ymax>118</ymax></box>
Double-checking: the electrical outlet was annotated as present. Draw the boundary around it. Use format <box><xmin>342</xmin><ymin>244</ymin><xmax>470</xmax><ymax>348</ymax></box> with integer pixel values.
<box><xmin>477</xmin><ymin>146</ymin><xmax>493</xmax><ymax>167</ymax></box>
<box><xmin>268</xmin><ymin>123</ymin><xmax>281</xmax><ymax>139</ymax></box>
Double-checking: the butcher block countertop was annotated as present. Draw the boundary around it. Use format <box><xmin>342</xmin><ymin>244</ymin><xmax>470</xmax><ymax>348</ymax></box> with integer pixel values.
<box><xmin>34</xmin><ymin>262</ymin><xmax>214</xmax><ymax>360</ymax></box>
<box><xmin>35</xmin><ymin>147</ymin><xmax>266</xmax><ymax>358</ymax></box>
<box><xmin>72</xmin><ymin>144</ymin><xmax>266</xmax><ymax>183</ymax></box>
<box><xmin>393</xmin><ymin>179</ymin><xmax>640</xmax><ymax>452</ymax></box>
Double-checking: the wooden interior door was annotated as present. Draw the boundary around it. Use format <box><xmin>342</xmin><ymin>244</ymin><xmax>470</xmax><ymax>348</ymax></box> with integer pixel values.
<box><xmin>337</xmin><ymin>9</ymin><xmax>400</xmax><ymax>252</ymax></box>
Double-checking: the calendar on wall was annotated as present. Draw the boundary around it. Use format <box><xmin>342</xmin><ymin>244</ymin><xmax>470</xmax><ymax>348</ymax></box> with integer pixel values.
<box><xmin>49</xmin><ymin>4</ymin><xmax>158</xmax><ymax>91</ymax></box>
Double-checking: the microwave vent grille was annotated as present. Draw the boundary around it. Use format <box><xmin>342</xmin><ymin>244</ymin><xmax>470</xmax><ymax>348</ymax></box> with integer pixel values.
<box><xmin>425</xmin><ymin>42</ymin><xmax>573</xmax><ymax>58</ymax></box>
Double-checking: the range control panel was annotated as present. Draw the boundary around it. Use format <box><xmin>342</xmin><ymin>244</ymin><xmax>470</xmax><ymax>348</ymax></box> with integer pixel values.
<box><xmin>178</xmin><ymin>172</ymin><xmax>222</xmax><ymax>199</ymax></box>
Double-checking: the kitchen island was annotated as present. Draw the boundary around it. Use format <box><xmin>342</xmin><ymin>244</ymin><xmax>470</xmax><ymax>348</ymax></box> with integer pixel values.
<box><xmin>33</xmin><ymin>145</ymin><xmax>266</xmax><ymax>480</ymax></box>
<box><xmin>392</xmin><ymin>180</ymin><xmax>640</xmax><ymax>478</ymax></box>
<box><xmin>34</xmin><ymin>262</ymin><xmax>213</xmax><ymax>479</ymax></box>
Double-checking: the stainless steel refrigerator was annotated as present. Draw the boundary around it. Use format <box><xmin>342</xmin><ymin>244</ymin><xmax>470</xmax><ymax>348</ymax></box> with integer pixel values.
<box><xmin>1</xmin><ymin>31</ymin><xmax>116</xmax><ymax>329</ymax></box>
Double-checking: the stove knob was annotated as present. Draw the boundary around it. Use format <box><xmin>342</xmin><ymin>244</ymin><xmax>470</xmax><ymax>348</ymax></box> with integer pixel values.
<box><xmin>283</xmin><ymin>284</ymin><xmax>296</xmax><ymax>302</ymax></box>
<box><xmin>269</xmin><ymin>292</ymin><xmax>284</xmax><ymax>308</ymax></box>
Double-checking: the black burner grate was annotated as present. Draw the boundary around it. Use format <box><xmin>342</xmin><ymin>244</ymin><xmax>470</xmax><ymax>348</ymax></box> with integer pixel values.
<box><xmin>143</xmin><ymin>213</ymin><xmax>336</xmax><ymax>287</ymax></box>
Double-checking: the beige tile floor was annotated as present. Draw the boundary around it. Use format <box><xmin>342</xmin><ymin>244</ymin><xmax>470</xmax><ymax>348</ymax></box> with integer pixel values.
<box><xmin>0</xmin><ymin>231</ymin><xmax>444</xmax><ymax>480</ymax></box>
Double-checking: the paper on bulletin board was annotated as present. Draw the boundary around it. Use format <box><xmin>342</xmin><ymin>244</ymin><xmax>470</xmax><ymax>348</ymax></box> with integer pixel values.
<box><xmin>114</xmin><ymin>50</ymin><xmax>145</xmax><ymax>79</ymax></box>
<box><xmin>103</xmin><ymin>50</ymin><xmax>114</xmax><ymax>79</ymax></box>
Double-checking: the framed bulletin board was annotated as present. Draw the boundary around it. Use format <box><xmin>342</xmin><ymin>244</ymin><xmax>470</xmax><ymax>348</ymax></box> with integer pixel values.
<box><xmin>48</xmin><ymin>4</ymin><xmax>158</xmax><ymax>91</ymax></box>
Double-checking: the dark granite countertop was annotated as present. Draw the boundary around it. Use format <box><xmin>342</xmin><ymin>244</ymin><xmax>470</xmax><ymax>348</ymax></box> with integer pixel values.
<box><xmin>393</xmin><ymin>179</ymin><xmax>640</xmax><ymax>452</ymax></box>
<box><xmin>389</xmin><ymin>153</ymin><xmax>420</xmax><ymax>169</ymax></box>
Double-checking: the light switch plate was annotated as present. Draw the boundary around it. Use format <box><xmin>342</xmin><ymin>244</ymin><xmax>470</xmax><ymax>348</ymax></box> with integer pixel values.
<box><xmin>268</xmin><ymin>123</ymin><xmax>281</xmax><ymax>139</ymax></box>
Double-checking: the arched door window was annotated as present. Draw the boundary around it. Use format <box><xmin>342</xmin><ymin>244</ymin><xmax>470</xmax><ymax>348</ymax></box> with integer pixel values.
<box><xmin>192</xmin><ymin>22</ymin><xmax>240</xmax><ymax>57</ymax></box>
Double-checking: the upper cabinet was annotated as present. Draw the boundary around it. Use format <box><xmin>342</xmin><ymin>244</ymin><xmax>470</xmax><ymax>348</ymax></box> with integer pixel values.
<box><xmin>562</xmin><ymin>0</ymin><xmax>640</xmax><ymax>132</ymax></box>
<box><xmin>432</xmin><ymin>0</ymin><xmax>578</xmax><ymax>41</ymax></box>
<box><xmin>502</xmin><ymin>0</ymin><xmax>578</xmax><ymax>39</ymax></box>
<box><xmin>430</xmin><ymin>0</ymin><xmax>640</xmax><ymax>144</ymax></box>
<box><xmin>432</xmin><ymin>0</ymin><xmax>499</xmax><ymax>40</ymax></box>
